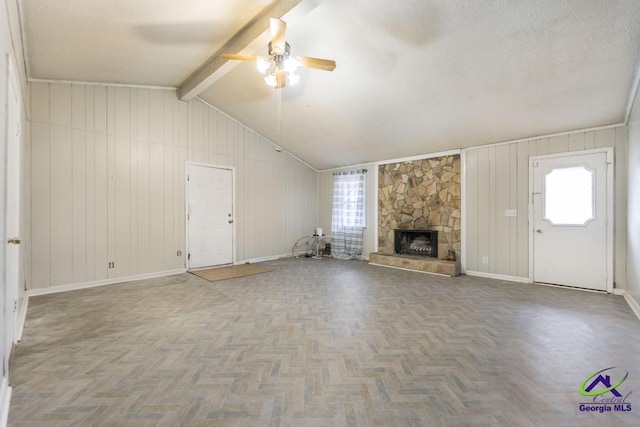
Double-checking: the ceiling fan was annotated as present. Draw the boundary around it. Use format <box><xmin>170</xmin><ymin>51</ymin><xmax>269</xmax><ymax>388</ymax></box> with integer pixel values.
<box><xmin>220</xmin><ymin>18</ymin><xmax>336</xmax><ymax>89</ymax></box>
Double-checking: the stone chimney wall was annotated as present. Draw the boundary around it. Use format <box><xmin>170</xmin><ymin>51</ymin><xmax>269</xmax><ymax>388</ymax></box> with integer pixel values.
<box><xmin>378</xmin><ymin>155</ymin><xmax>461</xmax><ymax>258</ymax></box>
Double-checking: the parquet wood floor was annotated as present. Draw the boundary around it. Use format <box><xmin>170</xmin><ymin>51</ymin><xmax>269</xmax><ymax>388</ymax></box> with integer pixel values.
<box><xmin>8</xmin><ymin>258</ymin><xmax>640</xmax><ymax>426</ymax></box>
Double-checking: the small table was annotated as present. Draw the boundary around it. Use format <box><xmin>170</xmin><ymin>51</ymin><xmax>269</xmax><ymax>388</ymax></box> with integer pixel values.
<box><xmin>311</xmin><ymin>235</ymin><xmax>329</xmax><ymax>259</ymax></box>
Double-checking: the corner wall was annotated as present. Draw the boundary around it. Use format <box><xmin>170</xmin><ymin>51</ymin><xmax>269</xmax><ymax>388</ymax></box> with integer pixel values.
<box><xmin>28</xmin><ymin>82</ymin><xmax>319</xmax><ymax>290</ymax></box>
<box><xmin>627</xmin><ymin>90</ymin><xmax>640</xmax><ymax>303</ymax></box>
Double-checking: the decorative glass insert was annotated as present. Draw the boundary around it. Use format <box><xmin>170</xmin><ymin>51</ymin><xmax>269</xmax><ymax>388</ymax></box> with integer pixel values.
<box><xmin>544</xmin><ymin>165</ymin><xmax>594</xmax><ymax>226</ymax></box>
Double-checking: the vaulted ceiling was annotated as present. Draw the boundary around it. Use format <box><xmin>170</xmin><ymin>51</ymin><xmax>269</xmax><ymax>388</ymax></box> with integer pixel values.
<box><xmin>22</xmin><ymin>0</ymin><xmax>640</xmax><ymax>170</ymax></box>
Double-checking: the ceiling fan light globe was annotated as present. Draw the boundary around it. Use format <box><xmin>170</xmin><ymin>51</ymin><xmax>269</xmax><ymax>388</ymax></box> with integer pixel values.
<box><xmin>264</xmin><ymin>74</ymin><xmax>277</xmax><ymax>87</ymax></box>
<box><xmin>288</xmin><ymin>73</ymin><xmax>300</xmax><ymax>86</ymax></box>
<box><xmin>284</xmin><ymin>57</ymin><xmax>299</xmax><ymax>73</ymax></box>
<box><xmin>256</xmin><ymin>57</ymin><xmax>270</xmax><ymax>74</ymax></box>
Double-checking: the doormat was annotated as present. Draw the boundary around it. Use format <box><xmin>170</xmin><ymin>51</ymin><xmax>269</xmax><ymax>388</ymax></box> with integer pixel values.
<box><xmin>190</xmin><ymin>264</ymin><xmax>270</xmax><ymax>282</ymax></box>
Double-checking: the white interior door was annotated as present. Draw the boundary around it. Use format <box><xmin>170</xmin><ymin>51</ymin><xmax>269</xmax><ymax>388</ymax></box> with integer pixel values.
<box><xmin>187</xmin><ymin>164</ymin><xmax>233</xmax><ymax>269</ymax></box>
<box><xmin>3</xmin><ymin>56</ymin><xmax>21</xmax><ymax>378</ymax></box>
<box><xmin>532</xmin><ymin>150</ymin><xmax>611</xmax><ymax>291</ymax></box>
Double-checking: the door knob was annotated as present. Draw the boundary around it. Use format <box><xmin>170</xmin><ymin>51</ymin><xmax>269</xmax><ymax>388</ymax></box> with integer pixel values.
<box><xmin>536</xmin><ymin>229</ymin><xmax>542</xmax><ymax>234</ymax></box>
<box><xmin>7</xmin><ymin>237</ymin><xmax>21</xmax><ymax>244</ymax></box>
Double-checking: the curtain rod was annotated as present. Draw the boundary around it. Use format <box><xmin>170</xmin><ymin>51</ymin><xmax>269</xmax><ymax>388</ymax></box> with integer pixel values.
<box><xmin>333</xmin><ymin>169</ymin><xmax>367</xmax><ymax>176</ymax></box>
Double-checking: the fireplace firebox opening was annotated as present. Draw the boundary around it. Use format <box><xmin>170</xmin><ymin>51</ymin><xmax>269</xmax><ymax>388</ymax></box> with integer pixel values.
<box><xmin>394</xmin><ymin>229</ymin><xmax>438</xmax><ymax>258</ymax></box>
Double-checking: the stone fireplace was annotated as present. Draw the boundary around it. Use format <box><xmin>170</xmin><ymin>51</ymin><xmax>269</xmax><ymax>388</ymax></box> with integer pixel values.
<box><xmin>369</xmin><ymin>155</ymin><xmax>461</xmax><ymax>276</ymax></box>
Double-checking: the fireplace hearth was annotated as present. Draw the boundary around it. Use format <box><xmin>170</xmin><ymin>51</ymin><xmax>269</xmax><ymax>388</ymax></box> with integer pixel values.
<box><xmin>394</xmin><ymin>229</ymin><xmax>438</xmax><ymax>258</ymax></box>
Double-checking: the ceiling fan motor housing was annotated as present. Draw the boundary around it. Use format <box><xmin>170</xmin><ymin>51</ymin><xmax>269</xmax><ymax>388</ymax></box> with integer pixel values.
<box><xmin>268</xmin><ymin>41</ymin><xmax>291</xmax><ymax>67</ymax></box>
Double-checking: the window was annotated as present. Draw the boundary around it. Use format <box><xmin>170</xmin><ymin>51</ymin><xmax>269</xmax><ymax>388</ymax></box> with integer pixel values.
<box><xmin>331</xmin><ymin>169</ymin><xmax>367</xmax><ymax>259</ymax></box>
<box><xmin>332</xmin><ymin>171</ymin><xmax>366</xmax><ymax>228</ymax></box>
<box><xmin>543</xmin><ymin>165</ymin><xmax>594</xmax><ymax>226</ymax></box>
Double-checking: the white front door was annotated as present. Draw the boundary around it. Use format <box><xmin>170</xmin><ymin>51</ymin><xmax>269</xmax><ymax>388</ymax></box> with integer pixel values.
<box><xmin>187</xmin><ymin>164</ymin><xmax>233</xmax><ymax>269</ymax></box>
<box><xmin>531</xmin><ymin>150</ymin><xmax>612</xmax><ymax>291</ymax></box>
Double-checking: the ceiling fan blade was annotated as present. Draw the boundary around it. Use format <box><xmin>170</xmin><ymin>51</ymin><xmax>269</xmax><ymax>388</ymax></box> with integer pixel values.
<box><xmin>220</xmin><ymin>53</ymin><xmax>258</xmax><ymax>61</ymax></box>
<box><xmin>298</xmin><ymin>56</ymin><xmax>336</xmax><ymax>71</ymax></box>
<box><xmin>275</xmin><ymin>70</ymin><xmax>287</xmax><ymax>89</ymax></box>
<box><xmin>270</xmin><ymin>17</ymin><xmax>287</xmax><ymax>54</ymax></box>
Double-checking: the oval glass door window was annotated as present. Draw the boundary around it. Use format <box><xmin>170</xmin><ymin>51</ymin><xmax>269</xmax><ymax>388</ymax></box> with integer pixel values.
<box><xmin>543</xmin><ymin>165</ymin><xmax>594</xmax><ymax>226</ymax></box>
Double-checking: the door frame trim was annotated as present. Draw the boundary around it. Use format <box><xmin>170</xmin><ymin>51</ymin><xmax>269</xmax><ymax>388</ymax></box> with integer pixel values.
<box><xmin>528</xmin><ymin>147</ymin><xmax>614</xmax><ymax>292</ymax></box>
<box><xmin>185</xmin><ymin>161</ymin><xmax>236</xmax><ymax>270</ymax></box>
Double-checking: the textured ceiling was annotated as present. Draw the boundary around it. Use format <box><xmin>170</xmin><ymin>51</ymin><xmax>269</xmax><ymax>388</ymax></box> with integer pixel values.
<box><xmin>23</xmin><ymin>0</ymin><xmax>275</xmax><ymax>86</ymax></box>
<box><xmin>22</xmin><ymin>0</ymin><xmax>640</xmax><ymax>170</ymax></box>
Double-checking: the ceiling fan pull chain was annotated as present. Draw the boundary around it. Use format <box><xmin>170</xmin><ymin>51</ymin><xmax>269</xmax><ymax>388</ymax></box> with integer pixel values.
<box><xmin>277</xmin><ymin>87</ymin><xmax>282</xmax><ymax>147</ymax></box>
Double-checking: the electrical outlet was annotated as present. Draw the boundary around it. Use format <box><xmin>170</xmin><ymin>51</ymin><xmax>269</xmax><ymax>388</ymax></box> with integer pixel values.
<box><xmin>482</xmin><ymin>256</ymin><xmax>489</xmax><ymax>264</ymax></box>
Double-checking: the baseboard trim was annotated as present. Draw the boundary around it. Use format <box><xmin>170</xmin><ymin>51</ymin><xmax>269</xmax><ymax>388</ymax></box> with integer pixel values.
<box><xmin>0</xmin><ymin>379</ymin><xmax>11</xmax><ymax>427</ymax></box>
<box><xmin>190</xmin><ymin>253</ymin><xmax>291</xmax><ymax>269</ymax></box>
<box><xmin>238</xmin><ymin>253</ymin><xmax>346</xmax><ymax>264</ymax></box>
<box><xmin>26</xmin><ymin>269</ymin><xmax>187</xmax><ymax>297</ymax></box>
<box><xmin>16</xmin><ymin>296</ymin><xmax>28</xmax><ymax>342</ymax></box>
<box><xmin>621</xmin><ymin>291</ymin><xmax>640</xmax><ymax>321</ymax></box>
<box><xmin>234</xmin><ymin>254</ymin><xmax>290</xmax><ymax>265</ymax></box>
<box><xmin>465</xmin><ymin>271</ymin><xmax>531</xmax><ymax>283</ymax></box>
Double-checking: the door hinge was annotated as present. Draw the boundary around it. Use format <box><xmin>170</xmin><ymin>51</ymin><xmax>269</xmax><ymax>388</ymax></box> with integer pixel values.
<box><xmin>13</xmin><ymin>300</ymin><xmax>17</xmax><ymax>312</ymax></box>
<box><xmin>187</xmin><ymin>175</ymin><xmax>190</xmax><ymax>181</ymax></box>
<box><xmin>188</xmin><ymin>253</ymin><xmax>191</xmax><ymax>260</ymax></box>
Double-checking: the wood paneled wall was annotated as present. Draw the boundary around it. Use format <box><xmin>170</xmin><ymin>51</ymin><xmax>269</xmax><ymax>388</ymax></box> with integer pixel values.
<box><xmin>29</xmin><ymin>82</ymin><xmax>318</xmax><ymax>290</ymax></box>
<box><xmin>464</xmin><ymin>127</ymin><xmax>628</xmax><ymax>286</ymax></box>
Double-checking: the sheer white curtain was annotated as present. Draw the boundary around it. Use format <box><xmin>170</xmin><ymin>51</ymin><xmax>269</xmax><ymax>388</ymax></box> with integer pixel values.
<box><xmin>331</xmin><ymin>169</ymin><xmax>366</xmax><ymax>259</ymax></box>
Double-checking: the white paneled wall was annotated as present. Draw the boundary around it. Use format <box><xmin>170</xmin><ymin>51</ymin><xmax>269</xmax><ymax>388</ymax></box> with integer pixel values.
<box><xmin>464</xmin><ymin>126</ymin><xmax>628</xmax><ymax>287</ymax></box>
<box><xmin>627</xmin><ymin>94</ymin><xmax>640</xmax><ymax>303</ymax></box>
<box><xmin>29</xmin><ymin>82</ymin><xmax>318</xmax><ymax>290</ymax></box>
